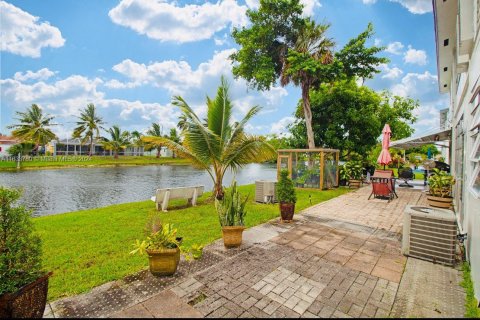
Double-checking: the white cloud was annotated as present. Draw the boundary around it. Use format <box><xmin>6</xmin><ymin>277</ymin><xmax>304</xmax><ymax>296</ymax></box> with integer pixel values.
<box><xmin>390</xmin><ymin>0</ymin><xmax>431</xmax><ymax>14</ymax></box>
<box><xmin>379</xmin><ymin>64</ymin><xmax>404</xmax><ymax>79</ymax></box>
<box><xmin>403</xmin><ymin>45</ymin><xmax>427</xmax><ymax>65</ymax></box>
<box><xmin>270</xmin><ymin>116</ymin><xmax>295</xmax><ymax>135</ymax></box>
<box><xmin>0</xmin><ymin>1</ymin><xmax>65</xmax><ymax>58</ymax></box>
<box><xmin>385</xmin><ymin>41</ymin><xmax>404</xmax><ymax>55</ymax></box>
<box><xmin>391</xmin><ymin>71</ymin><xmax>437</xmax><ymax>101</ymax></box>
<box><xmin>108</xmin><ymin>0</ymin><xmax>248</xmax><ymax>43</ymax></box>
<box><xmin>245</xmin><ymin>0</ymin><xmax>321</xmax><ymax>16</ymax></box>
<box><xmin>0</xmin><ymin>74</ymin><xmax>180</xmax><ymax>138</ymax></box>
<box><xmin>13</xmin><ymin>68</ymin><xmax>56</xmax><ymax>82</ymax></box>
<box><xmin>361</xmin><ymin>0</ymin><xmax>431</xmax><ymax>14</ymax></box>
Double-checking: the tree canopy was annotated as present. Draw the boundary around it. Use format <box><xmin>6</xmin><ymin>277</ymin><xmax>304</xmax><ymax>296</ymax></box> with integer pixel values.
<box><xmin>231</xmin><ymin>0</ymin><xmax>387</xmax><ymax>148</ymax></box>
<box><xmin>288</xmin><ymin>80</ymin><xmax>418</xmax><ymax>158</ymax></box>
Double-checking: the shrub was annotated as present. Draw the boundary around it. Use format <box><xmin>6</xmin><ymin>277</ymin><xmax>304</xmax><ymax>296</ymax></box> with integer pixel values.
<box><xmin>7</xmin><ymin>142</ymin><xmax>35</xmax><ymax>156</ymax></box>
<box><xmin>215</xmin><ymin>181</ymin><xmax>248</xmax><ymax>227</ymax></box>
<box><xmin>0</xmin><ymin>187</ymin><xmax>43</xmax><ymax>295</ymax></box>
<box><xmin>344</xmin><ymin>161</ymin><xmax>363</xmax><ymax>180</ymax></box>
<box><xmin>276</xmin><ymin>170</ymin><xmax>297</xmax><ymax>204</ymax></box>
<box><xmin>130</xmin><ymin>214</ymin><xmax>180</xmax><ymax>255</ymax></box>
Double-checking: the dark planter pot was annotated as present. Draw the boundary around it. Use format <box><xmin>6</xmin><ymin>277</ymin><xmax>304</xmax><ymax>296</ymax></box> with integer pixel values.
<box><xmin>0</xmin><ymin>272</ymin><xmax>52</xmax><ymax>318</ymax></box>
<box><xmin>279</xmin><ymin>202</ymin><xmax>295</xmax><ymax>221</ymax></box>
<box><xmin>339</xmin><ymin>179</ymin><xmax>347</xmax><ymax>186</ymax></box>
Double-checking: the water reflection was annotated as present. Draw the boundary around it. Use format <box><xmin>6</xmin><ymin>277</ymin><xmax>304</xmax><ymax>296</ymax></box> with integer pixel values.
<box><xmin>0</xmin><ymin>163</ymin><xmax>277</xmax><ymax>217</ymax></box>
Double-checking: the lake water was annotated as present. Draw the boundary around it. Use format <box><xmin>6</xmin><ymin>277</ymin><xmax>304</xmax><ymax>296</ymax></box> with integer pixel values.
<box><xmin>0</xmin><ymin>163</ymin><xmax>277</xmax><ymax>217</ymax></box>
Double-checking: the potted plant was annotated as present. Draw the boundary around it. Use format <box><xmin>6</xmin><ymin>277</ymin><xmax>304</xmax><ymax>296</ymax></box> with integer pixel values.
<box><xmin>130</xmin><ymin>215</ymin><xmax>182</xmax><ymax>276</ymax></box>
<box><xmin>345</xmin><ymin>161</ymin><xmax>363</xmax><ymax>188</ymax></box>
<box><xmin>276</xmin><ymin>169</ymin><xmax>297</xmax><ymax>222</ymax></box>
<box><xmin>427</xmin><ymin>168</ymin><xmax>455</xmax><ymax>208</ymax></box>
<box><xmin>215</xmin><ymin>181</ymin><xmax>248</xmax><ymax>248</ymax></box>
<box><xmin>339</xmin><ymin>164</ymin><xmax>348</xmax><ymax>186</ymax></box>
<box><xmin>0</xmin><ymin>187</ymin><xmax>52</xmax><ymax>318</ymax></box>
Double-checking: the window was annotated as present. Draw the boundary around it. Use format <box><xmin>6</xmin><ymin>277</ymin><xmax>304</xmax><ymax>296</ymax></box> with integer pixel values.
<box><xmin>469</xmin><ymin>84</ymin><xmax>480</xmax><ymax>198</ymax></box>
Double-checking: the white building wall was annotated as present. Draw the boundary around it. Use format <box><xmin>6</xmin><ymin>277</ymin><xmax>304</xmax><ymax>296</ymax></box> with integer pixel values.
<box><xmin>449</xmin><ymin>0</ymin><xmax>480</xmax><ymax>301</ymax></box>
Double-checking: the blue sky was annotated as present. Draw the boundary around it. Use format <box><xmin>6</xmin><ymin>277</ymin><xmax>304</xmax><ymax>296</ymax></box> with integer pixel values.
<box><xmin>0</xmin><ymin>0</ymin><xmax>445</xmax><ymax>140</ymax></box>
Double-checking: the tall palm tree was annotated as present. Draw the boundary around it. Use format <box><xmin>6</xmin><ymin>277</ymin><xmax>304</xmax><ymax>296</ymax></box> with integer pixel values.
<box><xmin>72</xmin><ymin>103</ymin><xmax>105</xmax><ymax>156</ymax></box>
<box><xmin>143</xmin><ymin>77</ymin><xmax>275</xmax><ymax>199</ymax></box>
<box><xmin>145</xmin><ymin>123</ymin><xmax>164</xmax><ymax>158</ymax></box>
<box><xmin>102</xmin><ymin>126</ymin><xmax>131</xmax><ymax>159</ymax></box>
<box><xmin>281</xmin><ymin>19</ymin><xmax>335</xmax><ymax>149</ymax></box>
<box><xmin>7</xmin><ymin>104</ymin><xmax>57</xmax><ymax>154</ymax></box>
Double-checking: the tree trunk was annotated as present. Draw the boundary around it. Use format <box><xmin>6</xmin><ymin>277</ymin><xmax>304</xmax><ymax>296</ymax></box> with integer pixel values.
<box><xmin>114</xmin><ymin>151</ymin><xmax>118</xmax><ymax>159</ymax></box>
<box><xmin>156</xmin><ymin>147</ymin><xmax>161</xmax><ymax>158</ymax></box>
<box><xmin>214</xmin><ymin>172</ymin><xmax>224</xmax><ymax>200</ymax></box>
<box><xmin>89</xmin><ymin>134</ymin><xmax>94</xmax><ymax>156</ymax></box>
<box><xmin>301</xmin><ymin>82</ymin><xmax>316</xmax><ymax>149</ymax></box>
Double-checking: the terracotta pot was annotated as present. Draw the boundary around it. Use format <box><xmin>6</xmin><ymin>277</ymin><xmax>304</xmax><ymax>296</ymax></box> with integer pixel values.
<box><xmin>427</xmin><ymin>195</ymin><xmax>453</xmax><ymax>209</ymax></box>
<box><xmin>222</xmin><ymin>226</ymin><xmax>245</xmax><ymax>248</ymax></box>
<box><xmin>279</xmin><ymin>202</ymin><xmax>295</xmax><ymax>221</ymax></box>
<box><xmin>146</xmin><ymin>248</ymin><xmax>180</xmax><ymax>276</ymax></box>
<box><xmin>0</xmin><ymin>272</ymin><xmax>52</xmax><ymax>318</ymax></box>
<box><xmin>349</xmin><ymin>179</ymin><xmax>362</xmax><ymax>188</ymax></box>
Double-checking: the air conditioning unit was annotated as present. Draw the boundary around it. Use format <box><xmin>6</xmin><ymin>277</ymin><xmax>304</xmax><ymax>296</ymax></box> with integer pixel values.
<box><xmin>255</xmin><ymin>180</ymin><xmax>277</xmax><ymax>203</ymax></box>
<box><xmin>402</xmin><ymin>205</ymin><xmax>457</xmax><ymax>266</ymax></box>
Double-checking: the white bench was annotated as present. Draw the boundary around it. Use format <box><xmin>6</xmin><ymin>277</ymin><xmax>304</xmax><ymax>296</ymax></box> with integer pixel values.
<box><xmin>150</xmin><ymin>186</ymin><xmax>204</xmax><ymax>212</ymax></box>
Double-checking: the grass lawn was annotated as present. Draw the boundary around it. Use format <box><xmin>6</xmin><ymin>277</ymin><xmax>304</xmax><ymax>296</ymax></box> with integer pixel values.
<box><xmin>34</xmin><ymin>184</ymin><xmax>350</xmax><ymax>301</ymax></box>
<box><xmin>0</xmin><ymin>155</ymin><xmax>188</xmax><ymax>170</ymax></box>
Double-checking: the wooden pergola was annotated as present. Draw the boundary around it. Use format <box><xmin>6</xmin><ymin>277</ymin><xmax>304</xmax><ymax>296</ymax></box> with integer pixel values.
<box><xmin>277</xmin><ymin>148</ymin><xmax>340</xmax><ymax>190</ymax></box>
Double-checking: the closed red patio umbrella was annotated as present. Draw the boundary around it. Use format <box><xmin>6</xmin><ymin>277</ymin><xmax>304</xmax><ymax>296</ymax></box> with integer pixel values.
<box><xmin>377</xmin><ymin>124</ymin><xmax>392</xmax><ymax>170</ymax></box>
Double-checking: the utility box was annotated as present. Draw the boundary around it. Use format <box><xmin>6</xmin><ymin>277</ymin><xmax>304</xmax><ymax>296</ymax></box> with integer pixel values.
<box><xmin>402</xmin><ymin>205</ymin><xmax>457</xmax><ymax>266</ymax></box>
<box><xmin>255</xmin><ymin>181</ymin><xmax>277</xmax><ymax>203</ymax></box>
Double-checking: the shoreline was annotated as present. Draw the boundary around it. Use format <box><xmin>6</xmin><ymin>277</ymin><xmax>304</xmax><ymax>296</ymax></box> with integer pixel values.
<box><xmin>0</xmin><ymin>158</ymin><xmax>190</xmax><ymax>171</ymax></box>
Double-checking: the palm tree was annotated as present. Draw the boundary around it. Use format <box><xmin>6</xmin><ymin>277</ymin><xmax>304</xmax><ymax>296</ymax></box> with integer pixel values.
<box><xmin>169</xmin><ymin>128</ymin><xmax>180</xmax><ymax>158</ymax></box>
<box><xmin>102</xmin><ymin>126</ymin><xmax>131</xmax><ymax>159</ymax></box>
<box><xmin>281</xmin><ymin>19</ymin><xmax>335</xmax><ymax>149</ymax></box>
<box><xmin>131</xmin><ymin>130</ymin><xmax>145</xmax><ymax>156</ymax></box>
<box><xmin>7</xmin><ymin>104</ymin><xmax>57</xmax><ymax>154</ymax></box>
<box><xmin>144</xmin><ymin>123</ymin><xmax>164</xmax><ymax>158</ymax></box>
<box><xmin>143</xmin><ymin>77</ymin><xmax>275</xmax><ymax>199</ymax></box>
<box><xmin>72</xmin><ymin>104</ymin><xmax>105</xmax><ymax>156</ymax></box>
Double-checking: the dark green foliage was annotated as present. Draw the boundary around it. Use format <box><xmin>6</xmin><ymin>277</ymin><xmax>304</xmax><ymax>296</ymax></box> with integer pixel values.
<box><xmin>215</xmin><ymin>181</ymin><xmax>248</xmax><ymax>227</ymax></box>
<box><xmin>289</xmin><ymin>80</ymin><xmax>418</xmax><ymax>157</ymax></box>
<box><xmin>335</xmin><ymin>23</ymin><xmax>388</xmax><ymax>81</ymax></box>
<box><xmin>0</xmin><ymin>187</ymin><xmax>43</xmax><ymax>294</ymax></box>
<box><xmin>7</xmin><ymin>142</ymin><xmax>35</xmax><ymax>156</ymax></box>
<box><xmin>343</xmin><ymin>161</ymin><xmax>363</xmax><ymax>180</ymax></box>
<box><xmin>276</xmin><ymin>170</ymin><xmax>297</xmax><ymax>203</ymax></box>
<box><xmin>231</xmin><ymin>0</ymin><xmax>305</xmax><ymax>91</ymax></box>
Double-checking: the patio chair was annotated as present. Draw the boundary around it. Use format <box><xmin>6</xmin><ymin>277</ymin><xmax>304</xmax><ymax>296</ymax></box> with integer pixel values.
<box><xmin>368</xmin><ymin>177</ymin><xmax>395</xmax><ymax>202</ymax></box>
<box><xmin>398</xmin><ymin>167</ymin><xmax>414</xmax><ymax>188</ymax></box>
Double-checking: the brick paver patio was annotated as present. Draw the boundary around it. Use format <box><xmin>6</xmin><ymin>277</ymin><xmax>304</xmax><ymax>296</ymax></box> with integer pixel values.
<box><xmin>44</xmin><ymin>185</ymin><xmax>465</xmax><ymax>318</ymax></box>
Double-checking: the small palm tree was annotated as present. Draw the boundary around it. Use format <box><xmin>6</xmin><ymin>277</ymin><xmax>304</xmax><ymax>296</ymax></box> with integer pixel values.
<box><xmin>143</xmin><ymin>77</ymin><xmax>275</xmax><ymax>199</ymax></box>
<box><xmin>169</xmin><ymin>128</ymin><xmax>180</xmax><ymax>158</ymax></box>
<box><xmin>72</xmin><ymin>103</ymin><xmax>105</xmax><ymax>156</ymax></box>
<box><xmin>7</xmin><ymin>104</ymin><xmax>57</xmax><ymax>154</ymax></box>
<box><xmin>145</xmin><ymin>123</ymin><xmax>164</xmax><ymax>158</ymax></box>
<box><xmin>102</xmin><ymin>126</ymin><xmax>130</xmax><ymax>159</ymax></box>
<box><xmin>131</xmin><ymin>130</ymin><xmax>145</xmax><ymax>156</ymax></box>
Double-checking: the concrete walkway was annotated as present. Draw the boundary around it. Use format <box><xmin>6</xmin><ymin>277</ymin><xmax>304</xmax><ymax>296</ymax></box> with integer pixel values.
<box><xmin>44</xmin><ymin>185</ymin><xmax>465</xmax><ymax>318</ymax></box>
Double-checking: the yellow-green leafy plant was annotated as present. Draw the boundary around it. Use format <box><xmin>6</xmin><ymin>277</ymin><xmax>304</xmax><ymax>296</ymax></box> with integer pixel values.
<box><xmin>428</xmin><ymin>168</ymin><xmax>455</xmax><ymax>198</ymax></box>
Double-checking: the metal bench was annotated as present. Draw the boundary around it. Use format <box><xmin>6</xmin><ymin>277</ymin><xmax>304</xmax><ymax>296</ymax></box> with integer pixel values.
<box><xmin>150</xmin><ymin>186</ymin><xmax>204</xmax><ymax>212</ymax></box>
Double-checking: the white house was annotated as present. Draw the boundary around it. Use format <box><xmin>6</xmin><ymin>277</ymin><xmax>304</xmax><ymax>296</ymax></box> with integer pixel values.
<box><xmin>433</xmin><ymin>0</ymin><xmax>480</xmax><ymax>303</ymax></box>
<box><xmin>0</xmin><ymin>135</ymin><xmax>18</xmax><ymax>157</ymax></box>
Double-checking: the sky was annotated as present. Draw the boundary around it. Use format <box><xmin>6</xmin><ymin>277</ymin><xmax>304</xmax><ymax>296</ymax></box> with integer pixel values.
<box><xmin>0</xmin><ymin>0</ymin><xmax>446</xmax><ymax>140</ymax></box>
